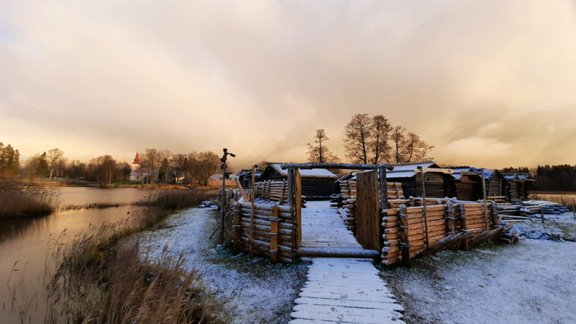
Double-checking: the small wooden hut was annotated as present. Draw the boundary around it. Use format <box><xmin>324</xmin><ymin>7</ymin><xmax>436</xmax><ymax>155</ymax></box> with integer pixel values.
<box><xmin>484</xmin><ymin>169</ymin><xmax>505</xmax><ymax>199</ymax></box>
<box><xmin>501</xmin><ymin>173</ymin><xmax>534</xmax><ymax>201</ymax></box>
<box><xmin>451</xmin><ymin>167</ymin><xmax>484</xmax><ymax>201</ymax></box>
<box><xmin>260</xmin><ymin>163</ymin><xmax>338</xmax><ymax>199</ymax></box>
<box><xmin>387</xmin><ymin>162</ymin><xmax>455</xmax><ymax>198</ymax></box>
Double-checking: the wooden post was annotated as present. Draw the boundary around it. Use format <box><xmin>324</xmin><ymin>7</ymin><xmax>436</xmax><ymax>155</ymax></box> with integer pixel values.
<box><xmin>220</xmin><ymin>154</ymin><xmax>227</xmax><ymax>246</ymax></box>
<box><xmin>481</xmin><ymin>169</ymin><xmax>489</xmax><ymax>230</ymax></box>
<box><xmin>295</xmin><ymin>169</ymin><xmax>302</xmax><ymax>249</ymax></box>
<box><xmin>418</xmin><ymin>167</ymin><xmax>429</xmax><ymax>249</ymax></box>
<box><xmin>378</xmin><ymin>167</ymin><xmax>388</xmax><ymax>210</ymax></box>
<box><xmin>446</xmin><ymin>200</ymin><xmax>455</xmax><ymax>234</ymax></box>
<box><xmin>270</xmin><ymin>206</ymin><xmax>279</xmax><ymax>262</ymax></box>
<box><xmin>459</xmin><ymin>203</ymin><xmax>469</xmax><ymax>251</ymax></box>
<box><xmin>233</xmin><ymin>203</ymin><xmax>242</xmax><ymax>250</ymax></box>
<box><xmin>399</xmin><ymin>204</ymin><xmax>411</xmax><ymax>267</ymax></box>
<box><xmin>235</xmin><ymin>178</ymin><xmax>248</xmax><ymax>202</ymax></box>
<box><xmin>378</xmin><ymin>167</ymin><xmax>388</xmax><ymax>254</ymax></box>
<box><xmin>250</xmin><ymin>166</ymin><xmax>257</xmax><ymax>252</ymax></box>
<box><xmin>491</xmin><ymin>201</ymin><xmax>499</xmax><ymax>226</ymax></box>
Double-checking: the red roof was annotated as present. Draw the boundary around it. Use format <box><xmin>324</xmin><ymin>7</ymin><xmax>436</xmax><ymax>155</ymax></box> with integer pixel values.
<box><xmin>133</xmin><ymin>152</ymin><xmax>141</xmax><ymax>164</ymax></box>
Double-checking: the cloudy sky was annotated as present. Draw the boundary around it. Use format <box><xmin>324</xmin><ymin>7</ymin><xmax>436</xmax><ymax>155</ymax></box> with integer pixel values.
<box><xmin>1</xmin><ymin>0</ymin><xmax>576</xmax><ymax>169</ymax></box>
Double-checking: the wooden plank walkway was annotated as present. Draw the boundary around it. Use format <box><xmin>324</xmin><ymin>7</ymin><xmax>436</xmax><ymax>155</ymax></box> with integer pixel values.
<box><xmin>290</xmin><ymin>258</ymin><xmax>405</xmax><ymax>323</ymax></box>
<box><xmin>299</xmin><ymin>201</ymin><xmax>378</xmax><ymax>257</ymax></box>
<box><xmin>293</xmin><ymin>202</ymin><xmax>404</xmax><ymax>323</ymax></box>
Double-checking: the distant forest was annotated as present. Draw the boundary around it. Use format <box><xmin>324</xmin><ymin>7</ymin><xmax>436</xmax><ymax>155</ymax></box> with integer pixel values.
<box><xmin>534</xmin><ymin>165</ymin><xmax>576</xmax><ymax>192</ymax></box>
<box><xmin>503</xmin><ymin>165</ymin><xmax>576</xmax><ymax>192</ymax></box>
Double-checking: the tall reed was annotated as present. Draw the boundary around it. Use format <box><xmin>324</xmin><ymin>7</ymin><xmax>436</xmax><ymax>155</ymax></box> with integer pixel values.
<box><xmin>45</xmin><ymin>190</ymin><xmax>225</xmax><ymax>323</ymax></box>
<box><xmin>0</xmin><ymin>182</ymin><xmax>56</xmax><ymax>219</ymax></box>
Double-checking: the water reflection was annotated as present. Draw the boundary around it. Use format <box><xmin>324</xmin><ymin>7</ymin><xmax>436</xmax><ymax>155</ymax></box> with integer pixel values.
<box><xmin>0</xmin><ymin>187</ymin><xmax>156</xmax><ymax>324</ymax></box>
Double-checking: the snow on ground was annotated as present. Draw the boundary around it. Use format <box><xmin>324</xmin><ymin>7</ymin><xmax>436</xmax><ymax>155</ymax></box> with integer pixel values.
<box><xmin>382</xmin><ymin>213</ymin><xmax>576</xmax><ymax>324</ymax></box>
<box><xmin>509</xmin><ymin>211</ymin><xmax>576</xmax><ymax>241</ymax></box>
<box><xmin>137</xmin><ymin>207</ymin><xmax>308</xmax><ymax>324</ymax></box>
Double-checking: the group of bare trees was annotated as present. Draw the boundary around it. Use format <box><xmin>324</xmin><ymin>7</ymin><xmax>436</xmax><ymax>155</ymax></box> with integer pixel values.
<box><xmin>21</xmin><ymin>148</ymin><xmax>221</xmax><ymax>186</ymax></box>
<box><xmin>141</xmin><ymin>150</ymin><xmax>220</xmax><ymax>185</ymax></box>
<box><xmin>307</xmin><ymin>113</ymin><xmax>433</xmax><ymax>165</ymax></box>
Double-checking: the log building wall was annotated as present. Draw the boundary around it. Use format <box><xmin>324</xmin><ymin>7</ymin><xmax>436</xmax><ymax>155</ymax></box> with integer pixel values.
<box><xmin>382</xmin><ymin>201</ymin><xmax>500</xmax><ymax>266</ymax></box>
<box><xmin>233</xmin><ymin>202</ymin><xmax>297</xmax><ymax>263</ymax></box>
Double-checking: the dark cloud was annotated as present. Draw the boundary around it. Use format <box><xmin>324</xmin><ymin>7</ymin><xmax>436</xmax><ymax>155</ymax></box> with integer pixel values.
<box><xmin>1</xmin><ymin>0</ymin><xmax>575</xmax><ymax>168</ymax></box>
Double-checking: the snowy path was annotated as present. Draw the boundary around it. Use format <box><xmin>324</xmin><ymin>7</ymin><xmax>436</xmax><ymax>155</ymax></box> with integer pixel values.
<box><xmin>293</xmin><ymin>202</ymin><xmax>404</xmax><ymax>323</ymax></box>
<box><xmin>299</xmin><ymin>201</ymin><xmax>378</xmax><ymax>257</ymax></box>
<box><xmin>290</xmin><ymin>258</ymin><xmax>404</xmax><ymax>323</ymax></box>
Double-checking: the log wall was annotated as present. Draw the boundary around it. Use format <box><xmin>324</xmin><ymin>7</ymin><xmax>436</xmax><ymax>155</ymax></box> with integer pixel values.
<box><xmin>254</xmin><ymin>180</ymin><xmax>288</xmax><ymax>203</ymax></box>
<box><xmin>233</xmin><ymin>202</ymin><xmax>297</xmax><ymax>263</ymax></box>
<box><xmin>382</xmin><ymin>201</ymin><xmax>499</xmax><ymax>266</ymax></box>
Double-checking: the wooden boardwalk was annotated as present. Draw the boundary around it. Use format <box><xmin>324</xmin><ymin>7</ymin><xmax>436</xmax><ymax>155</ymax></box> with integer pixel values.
<box><xmin>292</xmin><ymin>202</ymin><xmax>404</xmax><ymax>323</ymax></box>
<box><xmin>298</xmin><ymin>201</ymin><xmax>378</xmax><ymax>257</ymax></box>
<box><xmin>290</xmin><ymin>258</ymin><xmax>405</xmax><ymax>323</ymax></box>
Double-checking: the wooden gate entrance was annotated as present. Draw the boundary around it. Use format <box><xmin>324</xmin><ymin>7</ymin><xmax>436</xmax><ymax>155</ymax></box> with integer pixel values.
<box><xmin>355</xmin><ymin>170</ymin><xmax>382</xmax><ymax>251</ymax></box>
<box><xmin>282</xmin><ymin>163</ymin><xmax>392</xmax><ymax>258</ymax></box>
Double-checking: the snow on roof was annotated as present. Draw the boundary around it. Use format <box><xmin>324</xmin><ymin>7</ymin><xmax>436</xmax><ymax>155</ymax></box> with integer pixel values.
<box><xmin>386</xmin><ymin>161</ymin><xmax>451</xmax><ymax>179</ymax></box>
<box><xmin>269</xmin><ymin>163</ymin><xmax>338</xmax><ymax>179</ymax></box>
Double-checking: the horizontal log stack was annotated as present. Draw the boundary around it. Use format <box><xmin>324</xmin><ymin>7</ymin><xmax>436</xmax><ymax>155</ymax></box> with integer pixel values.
<box><xmin>254</xmin><ymin>180</ymin><xmax>288</xmax><ymax>203</ymax></box>
<box><xmin>382</xmin><ymin>201</ymin><xmax>500</xmax><ymax>266</ymax></box>
<box><xmin>234</xmin><ymin>202</ymin><xmax>297</xmax><ymax>263</ymax></box>
<box><xmin>338</xmin><ymin>179</ymin><xmax>357</xmax><ymax>233</ymax></box>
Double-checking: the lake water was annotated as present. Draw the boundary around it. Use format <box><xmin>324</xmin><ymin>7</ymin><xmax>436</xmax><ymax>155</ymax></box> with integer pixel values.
<box><xmin>0</xmin><ymin>187</ymin><xmax>156</xmax><ymax>324</ymax></box>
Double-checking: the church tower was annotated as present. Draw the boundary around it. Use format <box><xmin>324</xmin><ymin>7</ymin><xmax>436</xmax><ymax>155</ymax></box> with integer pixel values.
<box><xmin>129</xmin><ymin>152</ymin><xmax>142</xmax><ymax>182</ymax></box>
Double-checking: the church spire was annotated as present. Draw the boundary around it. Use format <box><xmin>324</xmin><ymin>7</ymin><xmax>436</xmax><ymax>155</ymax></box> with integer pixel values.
<box><xmin>133</xmin><ymin>152</ymin><xmax>141</xmax><ymax>165</ymax></box>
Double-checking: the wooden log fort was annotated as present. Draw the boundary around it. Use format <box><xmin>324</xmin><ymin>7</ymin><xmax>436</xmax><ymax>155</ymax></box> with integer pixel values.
<box><xmin>381</xmin><ymin>200</ymin><xmax>501</xmax><ymax>266</ymax></box>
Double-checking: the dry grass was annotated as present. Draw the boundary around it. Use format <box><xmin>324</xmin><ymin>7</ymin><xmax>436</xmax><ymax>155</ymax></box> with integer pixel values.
<box><xmin>138</xmin><ymin>189</ymin><xmax>213</xmax><ymax>211</ymax></box>
<box><xmin>0</xmin><ymin>181</ymin><xmax>56</xmax><ymax>219</ymax></box>
<box><xmin>531</xmin><ymin>194</ymin><xmax>576</xmax><ymax>211</ymax></box>
<box><xmin>45</xmin><ymin>191</ymin><xmax>226</xmax><ymax>323</ymax></box>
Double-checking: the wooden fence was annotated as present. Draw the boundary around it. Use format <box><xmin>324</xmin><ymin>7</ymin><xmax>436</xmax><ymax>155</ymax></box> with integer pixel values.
<box><xmin>382</xmin><ymin>201</ymin><xmax>503</xmax><ymax>266</ymax></box>
<box><xmin>233</xmin><ymin>202</ymin><xmax>297</xmax><ymax>263</ymax></box>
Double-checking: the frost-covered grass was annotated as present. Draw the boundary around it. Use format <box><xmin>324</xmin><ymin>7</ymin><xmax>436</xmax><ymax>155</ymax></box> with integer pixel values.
<box><xmin>138</xmin><ymin>207</ymin><xmax>309</xmax><ymax>324</ymax></box>
<box><xmin>0</xmin><ymin>181</ymin><xmax>56</xmax><ymax>219</ymax></box>
<box><xmin>382</xmin><ymin>240</ymin><xmax>576</xmax><ymax>324</ymax></box>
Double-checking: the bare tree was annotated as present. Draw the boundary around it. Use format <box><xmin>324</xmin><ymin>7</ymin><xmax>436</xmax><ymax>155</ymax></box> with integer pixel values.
<box><xmin>403</xmin><ymin>132</ymin><xmax>434</xmax><ymax>163</ymax></box>
<box><xmin>170</xmin><ymin>154</ymin><xmax>188</xmax><ymax>184</ymax></box>
<box><xmin>46</xmin><ymin>148</ymin><xmax>65</xmax><ymax>180</ymax></box>
<box><xmin>369</xmin><ymin>115</ymin><xmax>392</xmax><ymax>164</ymax></box>
<box><xmin>391</xmin><ymin>126</ymin><xmax>406</xmax><ymax>164</ymax></box>
<box><xmin>307</xmin><ymin>129</ymin><xmax>339</xmax><ymax>163</ymax></box>
<box><xmin>390</xmin><ymin>127</ymin><xmax>433</xmax><ymax>163</ymax></box>
<box><xmin>344</xmin><ymin>113</ymin><xmax>372</xmax><ymax>164</ymax></box>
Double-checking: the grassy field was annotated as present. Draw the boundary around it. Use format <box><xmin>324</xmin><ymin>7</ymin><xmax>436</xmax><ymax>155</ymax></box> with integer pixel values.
<box><xmin>530</xmin><ymin>193</ymin><xmax>576</xmax><ymax>211</ymax></box>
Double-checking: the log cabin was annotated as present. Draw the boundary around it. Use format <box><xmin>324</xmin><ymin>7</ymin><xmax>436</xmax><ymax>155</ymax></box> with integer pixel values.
<box><xmin>387</xmin><ymin>162</ymin><xmax>455</xmax><ymax>198</ymax></box>
<box><xmin>451</xmin><ymin>167</ymin><xmax>484</xmax><ymax>201</ymax></box>
<box><xmin>259</xmin><ymin>163</ymin><xmax>338</xmax><ymax>199</ymax></box>
<box><xmin>501</xmin><ymin>173</ymin><xmax>534</xmax><ymax>201</ymax></box>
